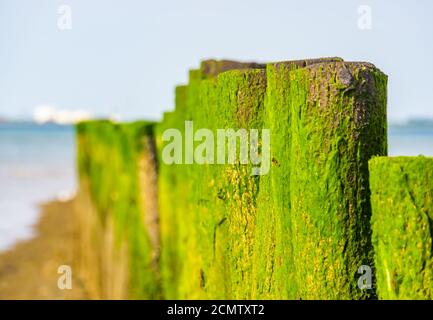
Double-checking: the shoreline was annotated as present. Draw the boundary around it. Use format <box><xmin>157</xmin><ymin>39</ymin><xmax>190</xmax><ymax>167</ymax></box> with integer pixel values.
<box><xmin>0</xmin><ymin>199</ymin><xmax>87</xmax><ymax>299</ymax></box>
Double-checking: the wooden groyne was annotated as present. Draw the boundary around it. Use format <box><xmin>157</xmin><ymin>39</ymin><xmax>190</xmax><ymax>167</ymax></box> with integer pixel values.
<box><xmin>74</xmin><ymin>58</ymin><xmax>433</xmax><ymax>300</ymax></box>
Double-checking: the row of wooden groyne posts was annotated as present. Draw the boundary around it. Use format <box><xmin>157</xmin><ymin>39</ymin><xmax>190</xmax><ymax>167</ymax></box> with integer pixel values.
<box><xmin>75</xmin><ymin>58</ymin><xmax>433</xmax><ymax>300</ymax></box>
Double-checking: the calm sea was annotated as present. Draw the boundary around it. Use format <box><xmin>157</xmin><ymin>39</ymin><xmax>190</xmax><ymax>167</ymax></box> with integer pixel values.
<box><xmin>0</xmin><ymin>123</ymin><xmax>76</xmax><ymax>252</ymax></box>
<box><xmin>0</xmin><ymin>122</ymin><xmax>432</xmax><ymax>252</ymax></box>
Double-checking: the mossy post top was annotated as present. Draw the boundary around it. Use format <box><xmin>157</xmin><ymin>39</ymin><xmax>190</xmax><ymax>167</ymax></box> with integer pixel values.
<box><xmin>291</xmin><ymin>60</ymin><xmax>387</xmax><ymax>86</ymax></box>
<box><xmin>267</xmin><ymin>57</ymin><xmax>343</xmax><ymax>71</ymax></box>
<box><xmin>200</xmin><ymin>59</ymin><xmax>265</xmax><ymax>79</ymax></box>
<box><xmin>369</xmin><ymin>156</ymin><xmax>433</xmax><ymax>183</ymax></box>
<box><xmin>184</xmin><ymin>57</ymin><xmax>385</xmax><ymax>85</ymax></box>
<box><xmin>370</xmin><ymin>155</ymin><xmax>433</xmax><ymax>165</ymax></box>
<box><xmin>369</xmin><ymin>155</ymin><xmax>433</xmax><ymax>196</ymax></box>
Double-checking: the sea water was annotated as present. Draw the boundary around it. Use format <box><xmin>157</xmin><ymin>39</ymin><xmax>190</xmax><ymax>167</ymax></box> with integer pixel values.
<box><xmin>0</xmin><ymin>123</ymin><xmax>76</xmax><ymax>252</ymax></box>
<box><xmin>388</xmin><ymin>125</ymin><xmax>433</xmax><ymax>156</ymax></box>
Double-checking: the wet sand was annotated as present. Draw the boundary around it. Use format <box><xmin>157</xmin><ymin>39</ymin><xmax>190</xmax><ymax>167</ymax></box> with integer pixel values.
<box><xmin>0</xmin><ymin>199</ymin><xmax>87</xmax><ymax>299</ymax></box>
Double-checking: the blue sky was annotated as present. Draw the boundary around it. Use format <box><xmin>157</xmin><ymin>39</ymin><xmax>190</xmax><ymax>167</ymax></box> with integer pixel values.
<box><xmin>0</xmin><ymin>0</ymin><xmax>432</xmax><ymax>122</ymax></box>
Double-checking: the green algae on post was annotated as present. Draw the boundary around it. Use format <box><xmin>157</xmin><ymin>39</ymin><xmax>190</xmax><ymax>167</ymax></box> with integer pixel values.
<box><xmin>289</xmin><ymin>61</ymin><xmax>387</xmax><ymax>299</ymax></box>
<box><xmin>209</xmin><ymin>69</ymin><xmax>267</xmax><ymax>299</ymax></box>
<box><xmin>252</xmin><ymin>58</ymin><xmax>344</xmax><ymax>299</ymax></box>
<box><xmin>157</xmin><ymin>61</ymin><xmax>269</xmax><ymax>299</ymax></box>
<box><xmin>156</xmin><ymin>88</ymin><xmax>188</xmax><ymax>299</ymax></box>
<box><xmin>76</xmin><ymin>120</ymin><xmax>160</xmax><ymax>299</ymax></box>
<box><xmin>369</xmin><ymin>156</ymin><xmax>433</xmax><ymax>300</ymax></box>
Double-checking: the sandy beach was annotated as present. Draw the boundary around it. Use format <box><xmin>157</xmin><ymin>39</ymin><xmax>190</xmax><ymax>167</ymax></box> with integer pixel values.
<box><xmin>0</xmin><ymin>199</ymin><xmax>87</xmax><ymax>299</ymax></box>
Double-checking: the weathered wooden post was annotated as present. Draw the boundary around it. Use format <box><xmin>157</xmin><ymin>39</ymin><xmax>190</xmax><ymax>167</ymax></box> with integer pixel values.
<box><xmin>289</xmin><ymin>61</ymin><xmax>387</xmax><ymax>299</ymax></box>
<box><xmin>252</xmin><ymin>58</ymin><xmax>343</xmax><ymax>299</ymax></box>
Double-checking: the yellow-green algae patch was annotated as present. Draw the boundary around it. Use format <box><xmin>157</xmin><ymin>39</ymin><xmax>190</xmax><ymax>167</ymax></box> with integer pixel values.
<box><xmin>369</xmin><ymin>156</ymin><xmax>433</xmax><ymax>299</ymax></box>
